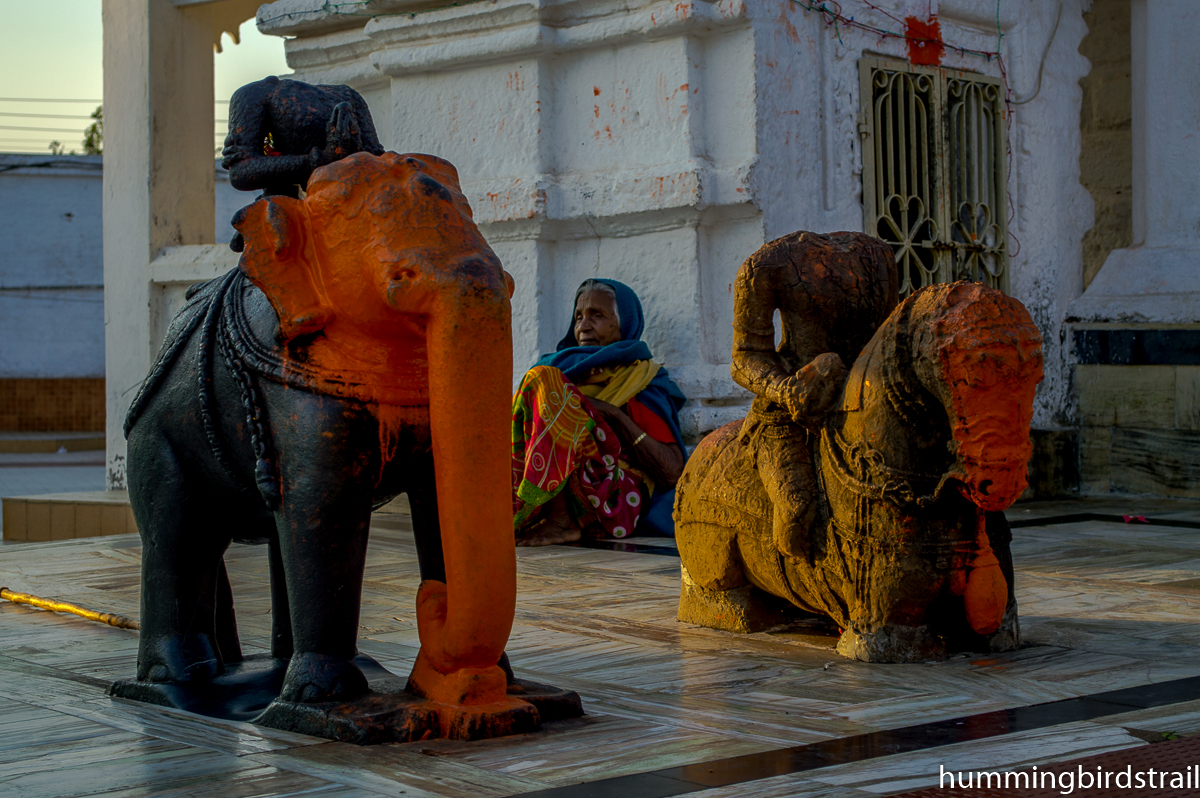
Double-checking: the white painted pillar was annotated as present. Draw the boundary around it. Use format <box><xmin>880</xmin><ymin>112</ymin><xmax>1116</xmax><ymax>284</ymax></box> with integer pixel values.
<box><xmin>1070</xmin><ymin>0</ymin><xmax>1200</xmax><ymax>322</ymax></box>
<box><xmin>102</xmin><ymin>0</ymin><xmax>215</xmax><ymax>488</ymax></box>
<box><xmin>1130</xmin><ymin>0</ymin><xmax>1200</xmax><ymax>249</ymax></box>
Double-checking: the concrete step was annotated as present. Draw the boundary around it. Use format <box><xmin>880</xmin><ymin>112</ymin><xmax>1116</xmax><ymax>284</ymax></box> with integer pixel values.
<box><xmin>1</xmin><ymin>490</ymin><xmax>415</xmax><ymax>543</ymax></box>
<box><xmin>2</xmin><ymin>491</ymin><xmax>133</xmax><ymax>542</ymax></box>
<box><xmin>0</xmin><ymin>432</ymin><xmax>105</xmax><ymax>454</ymax></box>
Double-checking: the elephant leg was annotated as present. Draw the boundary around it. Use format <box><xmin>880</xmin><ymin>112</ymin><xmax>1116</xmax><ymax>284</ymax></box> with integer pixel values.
<box><xmin>130</xmin><ymin>434</ymin><xmax>231</xmax><ymax>684</ymax></box>
<box><xmin>754</xmin><ymin>428</ymin><xmax>821</xmax><ymax>561</ymax></box>
<box><xmin>410</xmin><ymin>465</ymin><xmax>518</xmax><ymax>682</ymax></box>
<box><xmin>408</xmin><ymin>478</ymin><xmax>446</xmax><ymax>584</ymax></box>
<box><xmin>983</xmin><ymin>511</ymin><xmax>1020</xmax><ymax>651</ymax></box>
<box><xmin>214</xmin><ymin>559</ymin><xmax>243</xmax><ymax>665</ymax></box>
<box><xmin>267</xmin><ymin>537</ymin><xmax>294</xmax><ymax>661</ymax></box>
<box><xmin>273</xmin><ymin>397</ymin><xmax>373</xmax><ymax>704</ymax></box>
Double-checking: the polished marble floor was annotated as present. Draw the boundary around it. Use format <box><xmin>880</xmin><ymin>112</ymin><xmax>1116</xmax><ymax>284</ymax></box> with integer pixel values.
<box><xmin>1</xmin><ymin>498</ymin><xmax>1200</xmax><ymax>797</ymax></box>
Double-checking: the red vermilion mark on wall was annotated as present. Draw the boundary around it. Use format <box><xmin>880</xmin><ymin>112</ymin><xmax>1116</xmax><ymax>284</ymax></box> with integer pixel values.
<box><xmin>905</xmin><ymin>15</ymin><xmax>944</xmax><ymax>66</ymax></box>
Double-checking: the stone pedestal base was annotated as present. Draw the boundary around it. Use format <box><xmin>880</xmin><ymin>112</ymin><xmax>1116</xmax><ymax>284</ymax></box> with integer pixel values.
<box><xmin>255</xmin><ymin>678</ymin><xmax>583</xmax><ymax>744</ymax></box>
<box><xmin>109</xmin><ymin>653</ymin><xmax>290</xmax><ymax>722</ymax></box>
<box><xmin>109</xmin><ymin>653</ymin><xmax>583</xmax><ymax>743</ymax></box>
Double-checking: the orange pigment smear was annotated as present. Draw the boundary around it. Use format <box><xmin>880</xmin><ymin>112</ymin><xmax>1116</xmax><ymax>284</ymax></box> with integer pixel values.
<box><xmin>963</xmin><ymin>506</ymin><xmax>1007</xmax><ymax>635</ymax></box>
<box><xmin>936</xmin><ymin>287</ymin><xmax>1044</xmax><ymax>512</ymax></box>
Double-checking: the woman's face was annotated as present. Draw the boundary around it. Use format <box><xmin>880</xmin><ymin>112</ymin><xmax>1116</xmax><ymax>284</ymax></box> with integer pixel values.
<box><xmin>573</xmin><ymin>288</ymin><xmax>622</xmax><ymax>347</ymax></box>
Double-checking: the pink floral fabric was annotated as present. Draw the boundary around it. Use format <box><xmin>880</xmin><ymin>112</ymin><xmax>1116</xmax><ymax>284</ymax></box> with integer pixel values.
<box><xmin>512</xmin><ymin>365</ymin><xmax>644</xmax><ymax>538</ymax></box>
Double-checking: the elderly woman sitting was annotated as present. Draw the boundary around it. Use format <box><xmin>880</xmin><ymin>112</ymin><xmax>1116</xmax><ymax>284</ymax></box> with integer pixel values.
<box><xmin>512</xmin><ymin>279</ymin><xmax>687</xmax><ymax>546</ymax></box>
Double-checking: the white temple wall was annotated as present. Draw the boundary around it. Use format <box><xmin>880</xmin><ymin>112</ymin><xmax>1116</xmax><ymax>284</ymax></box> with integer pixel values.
<box><xmin>246</xmin><ymin>0</ymin><xmax>1092</xmax><ymax>441</ymax></box>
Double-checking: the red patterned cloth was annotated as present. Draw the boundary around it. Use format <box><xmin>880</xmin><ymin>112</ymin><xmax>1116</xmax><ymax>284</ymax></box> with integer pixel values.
<box><xmin>626</xmin><ymin>397</ymin><xmax>675</xmax><ymax>444</ymax></box>
<box><xmin>511</xmin><ymin>365</ymin><xmax>645</xmax><ymax>538</ymax></box>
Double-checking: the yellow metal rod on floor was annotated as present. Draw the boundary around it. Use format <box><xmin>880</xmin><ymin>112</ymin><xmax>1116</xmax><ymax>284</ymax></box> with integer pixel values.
<box><xmin>0</xmin><ymin>587</ymin><xmax>140</xmax><ymax>631</ymax></box>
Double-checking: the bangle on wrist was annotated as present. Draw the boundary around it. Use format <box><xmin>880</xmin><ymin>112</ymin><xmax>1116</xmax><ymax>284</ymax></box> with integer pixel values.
<box><xmin>632</xmin><ymin>432</ymin><xmax>648</xmax><ymax>447</ymax></box>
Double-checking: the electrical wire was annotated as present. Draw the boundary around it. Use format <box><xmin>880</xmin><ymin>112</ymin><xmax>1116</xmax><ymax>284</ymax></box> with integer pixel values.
<box><xmin>791</xmin><ymin>0</ymin><xmax>1003</xmax><ymax>62</ymax></box>
<box><xmin>0</xmin><ymin>111</ymin><xmax>96</xmax><ymax>120</ymax></box>
<box><xmin>1008</xmin><ymin>0</ymin><xmax>1062</xmax><ymax>105</ymax></box>
<box><xmin>794</xmin><ymin>0</ymin><xmax>1031</xmax><ymax>261</ymax></box>
<box><xmin>0</xmin><ymin>125</ymin><xmax>94</xmax><ymax>134</ymax></box>
<box><xmin>0</xmin><ymin>97</ymin><xmax>102</xmax><ymax>104</ymax></box>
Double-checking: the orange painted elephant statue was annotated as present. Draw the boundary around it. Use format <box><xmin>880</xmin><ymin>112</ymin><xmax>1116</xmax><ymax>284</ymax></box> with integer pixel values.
<box><xmin>116</xmin><ymin>152</ymin><xmax>580</xmax><ymax>742</ymax></box>
<box><xmin>675</xmin><ymin>281</ymin><xmax>1044</xmax><ymax>662</ymax></box>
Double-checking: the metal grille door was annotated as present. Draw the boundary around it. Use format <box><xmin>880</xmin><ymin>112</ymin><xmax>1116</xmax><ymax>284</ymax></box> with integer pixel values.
<box><xmin>860</xmin><ymin>57</ymin><xmax>1009</xmax><ymax>296</ymax></box>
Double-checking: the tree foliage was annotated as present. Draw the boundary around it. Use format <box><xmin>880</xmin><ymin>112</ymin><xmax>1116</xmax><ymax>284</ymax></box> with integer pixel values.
<box><xmin>46</xmin><ymin>106</ymin><xmax>102</xmax><ymax>156</ymax></box>
<box><xmin>82</xmin><ymin>106</ymin><xmax>103</xmax><ymax>155</ymax></box>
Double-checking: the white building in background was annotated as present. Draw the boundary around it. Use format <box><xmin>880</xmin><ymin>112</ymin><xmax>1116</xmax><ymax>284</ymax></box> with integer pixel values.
<box><xmin>0</xmin><ymin>156</ymin><xmax>105</xmax><ymax>387</ymax></box>
<box><xmin>0</xmin><ymin>153</ymin><xmax>242</xmax><ymax>432</ymax></box>
<box><xmin>101</xmin><ymin>0</ymin><xmax>1200</xmax><ymax>498</ymax></box>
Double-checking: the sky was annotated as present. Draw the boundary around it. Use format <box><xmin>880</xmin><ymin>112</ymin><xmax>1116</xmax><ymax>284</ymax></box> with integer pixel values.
<box><xmin>0</xmin><ymin>0</ymin><xmax>291</xmax><ymax>154</ymax></box>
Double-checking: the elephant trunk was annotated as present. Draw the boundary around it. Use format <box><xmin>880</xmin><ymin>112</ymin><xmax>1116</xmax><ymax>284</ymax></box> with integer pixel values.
<box><xmin>408</xmin><ymin>263</ymin><xmax>516</xmax><ymax>707</ymax></box>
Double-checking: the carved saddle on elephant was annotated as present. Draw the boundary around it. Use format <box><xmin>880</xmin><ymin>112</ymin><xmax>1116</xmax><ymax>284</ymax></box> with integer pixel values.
<box><xmin>126</xmin><ymin>263</ymin><xmax>430</xmax><ymax>511</ymax></box>
<box><xmin>675</xmin><ymin>280</ymin><xmax>1044</xmax><ymax>663</ymax></box>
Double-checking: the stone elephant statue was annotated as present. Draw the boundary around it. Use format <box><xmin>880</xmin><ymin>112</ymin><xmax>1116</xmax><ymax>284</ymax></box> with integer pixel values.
<box><xmin>675</xmin><ymin>281</ymin><xmax>1044</xmax><ymax>662</ymax></box>
<box><xmin>113</xmin><ymin>152</ymin><xmax>579</xmax><ymax>742</ymax></box>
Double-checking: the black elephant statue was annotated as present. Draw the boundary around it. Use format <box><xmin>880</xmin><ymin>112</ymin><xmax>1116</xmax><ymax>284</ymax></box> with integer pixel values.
<box><xmin>110</xmin><ymin>151</ymin><xmax>580</xmax><ymax>742</ymax></box>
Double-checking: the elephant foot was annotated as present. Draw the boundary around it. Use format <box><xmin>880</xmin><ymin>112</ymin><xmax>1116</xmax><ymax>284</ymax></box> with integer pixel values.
<box><xmin>677</xmin><ymin>564</ymin><xmax>791</xmax><ymax>633</ymax></box>
<box><xmin>280</xmin><ymin>652</ymin><xmax>369</xmax><ymax>704</ymax></box>
<box><xmin>255</xmin><ymin>689</ymin><xmax>442</xmax><ymax>744</ymax></box>
<box><xmin>836</xmin><ymin>624</ymin><xmax>946</xmax><ymax>662</ymax></box>
<box><xmin>112</xmin><ymin>653</ymin><xmax>287</xmax><ymax>722</ymax></box>
<box><xmin>984</xmin><ymin>604</ymin><xmax>1021</xmax><ymax>653</ymax></box>
<box><xmin>406</xmin><ymin>648</ymin><xmax>542</xmax><ymax>740</ymax></box>
<box><xmin>137</xmin><ymin>632</ymin><xmax>223</xmax><ymax>684</ymax></box>
<box><xmin>433</xmin><ymin>691</ymin><xmax>542</xmax><ymax>741</ymax></box>
<box><xmin>254</xmin><ymin>682</ymin><xmax>548</xmax><ymax>744</ymax></box>
<box><xmin>256</xmin><ymin>650</ymin><xmax>557</xmax><ymax>744</ymax></box>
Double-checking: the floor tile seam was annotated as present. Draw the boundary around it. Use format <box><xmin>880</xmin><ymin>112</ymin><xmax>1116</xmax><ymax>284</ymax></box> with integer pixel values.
<box><xmin>0</xmin><ymin>654</ymin><xmax>324</xmax><ymax>760</ymax></box>
<box><xmin>1018</xmin><ymin>560</ymin><xmax>1200</xmax><ymax>578</ymax></box>
<box><xmin>1024</xmin><ymin>576</ymin><xmax>1200</xmax><ymax>599</ymax></box>
<box><xmin>807</xmin><ymin>718</ymin><xmax>1143</xmax><ymax>770</ymax></box>
<box><xmin>1013</xmin><ymin>640</ymin><xmax>1200</xmax><ymax>662</ymax></box>
<box><xmin>545</xmin><ymin>701</ymin><xmax>848</xmax><ymax>749</ymax></box>
<box><xmin>509</xmin><ymin>615</ymin><xmax>846</xmax><ymax>661</ymax></box>
<box><xmin>578</xmin><ymin>688</ymin><xmax>895</xmax><ymax>728</ymax></box>
<box><xmin>1009</xmin><ymin>513</ymin><xmax>1200</xmax><ymax>531</ymax></box>
<box><xmin>1014</xmin><ymin>570</ymin><xmax>1200</xmax><ymax>599</ymax></box>
<box><xmin>506</xmin><ymin>674</ymin><xmax>1200</xmax><ymax>798</ymax></box>
<box><xmin>43</xmin><ymin>692</ymin><xmax>314</xmax><ymax>761</ymax></box>
<box><xmin>0</xmin><ymin>651</ymin><xmax>112</xmax><ymax>689</ymax></box>
<box><xmin>101</xmin><ymin>700</ymin><xmax>331</xmax><ymax>759</ymax></box>
<box><xmin>245</xmin><ymin>749</ymin><xmax>553</xmax><ymax>798</ymax></box>
<box><xmin>237</xmin><ymin>753</ymin><xmax>410</xmax><ymax>798</ymax></box>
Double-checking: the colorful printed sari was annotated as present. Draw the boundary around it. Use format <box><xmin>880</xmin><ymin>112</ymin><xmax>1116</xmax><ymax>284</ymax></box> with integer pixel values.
<box><xmin>512</xmin><ymin>366</ymin><xmax>645</xmax><ymax>537</ymax></box>
<box><xmin>514</xmin><ymin>278</ymin><xmax>688</xmax><ymax>537</ymax></box>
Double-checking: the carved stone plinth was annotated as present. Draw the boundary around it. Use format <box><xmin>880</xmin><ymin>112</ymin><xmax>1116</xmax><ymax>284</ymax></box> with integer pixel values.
<box><xmin>677</xmin><ymin>565</ymin><xmax>789</xmax><ymax>634</ymax></box>
<box><xmin>111</xmin><ymin>652</ymin><xmax>583</xmax><ymax>743</ymax></box>
<box><xmin>256</xmin><ymin>678</ymin><xmax>581</xmax><ymax>744</ymax></box>
<box><xmin>109</xmin><ymin>653</ymin><xmax>288</xmax><ymax>722</ymax></box>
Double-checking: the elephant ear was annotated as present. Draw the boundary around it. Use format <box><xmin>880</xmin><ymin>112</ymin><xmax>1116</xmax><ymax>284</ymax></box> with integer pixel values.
<box><xmin>234</xmin><ymin>196</ymin><xmax>331</xmax><ymax>342</ymax></box>
<box><xmin>401</xmin><ymin>153</ymin><xmax>474</xmax><ymax>221</ymax></box>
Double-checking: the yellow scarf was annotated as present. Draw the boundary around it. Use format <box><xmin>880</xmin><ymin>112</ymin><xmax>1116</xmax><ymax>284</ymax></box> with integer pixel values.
<box><xmin>576</xmin><ymin>360</ymin><xmax>661</xmax><ymax>407</ymax></box>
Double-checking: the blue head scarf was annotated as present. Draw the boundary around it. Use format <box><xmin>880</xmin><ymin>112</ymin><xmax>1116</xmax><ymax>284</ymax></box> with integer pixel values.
<box><xmin>532</xmin><ymin>279</ymin><xmax>687</xmax><ymax>536</ymax></box>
